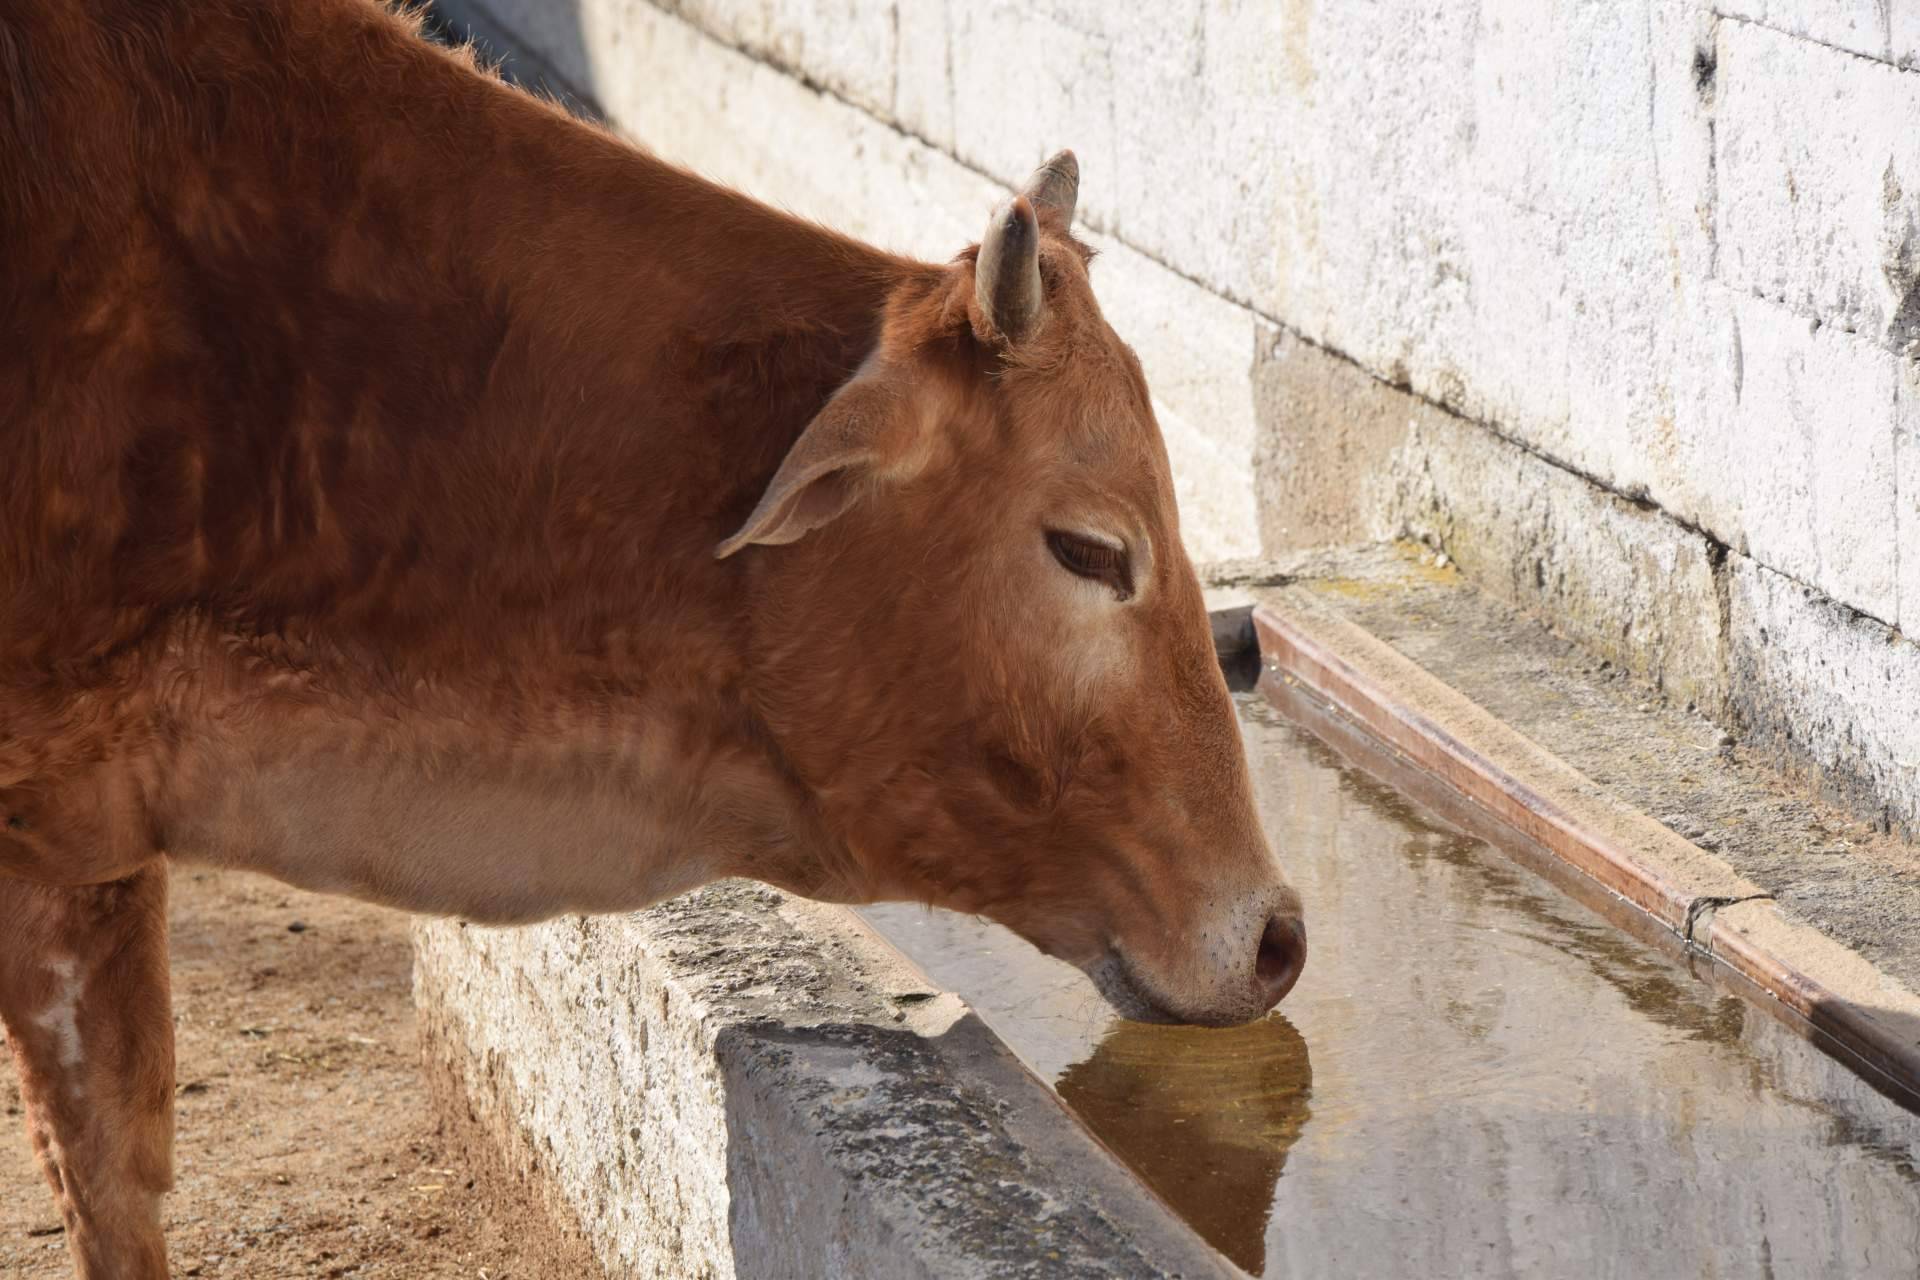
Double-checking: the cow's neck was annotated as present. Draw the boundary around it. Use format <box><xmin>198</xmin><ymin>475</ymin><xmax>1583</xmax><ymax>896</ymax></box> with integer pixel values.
<box><xmin>99</xmin><ymin>0</ymin><xmax>924</xmax><ymax>915</ymax></box>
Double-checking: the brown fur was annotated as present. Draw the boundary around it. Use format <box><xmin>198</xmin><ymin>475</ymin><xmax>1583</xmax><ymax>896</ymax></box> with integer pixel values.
<box><xmin>0</xmin><ymin>2</ymin><xmax>1302</xmax><ymax>1274</ymax></box>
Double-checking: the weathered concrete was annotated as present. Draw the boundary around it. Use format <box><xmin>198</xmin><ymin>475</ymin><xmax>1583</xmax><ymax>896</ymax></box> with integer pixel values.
<box><xmin>1726</xmin><ymin>560</ymin><xmax>1920</xmax><ymax>835</ymax></box>
<box><xmin>1249</xmin><ymin>323</ymin><xmax>1411</xmax><ymax>552</ymax></box>
<box><xmin>1718</xmin><ymin>0</ymin><xmax>1904</xmax><ymax>65</ymax></box>
<box><xmin>1901</xmin><ymin>361</ymin><xmax>1920</xmax><ymax>633</ymax></box>
<box><xmin>1251</xmin><ymin>302</ymin><xmax>1734</xmax><ymax>718</ymax></box>
<box><xmin>1900</xmin><ymin>9</ymin><xmax>1920</xmax><ymax>71</ymax></box>
<box><xmin>1390</xmin><ymin>373</ymin><xmax>1729</xmax><ymax>720</ymax></box>
<box><xmin>1713</xmin><ymin>291</ymin><xmax>1902</xmax><ymax>625</ymax></box>
<box><xmin>1716</xmin><ymin>18</ymin><xmax>1920</xmax><ymax>358</ymax></box>
<box><xmin>1252</xmin><ymin>326</ymin><xmax>1920</xmax><ymax>831</ymax></box>
<box><xmin>413</xmin><ymin>885</ymin><xmax>1242</xmax><ymax>1279</ymax></box>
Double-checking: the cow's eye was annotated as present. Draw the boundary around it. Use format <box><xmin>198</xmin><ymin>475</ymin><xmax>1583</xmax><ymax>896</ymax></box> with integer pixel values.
<box><xmin>1047</xmin><ymin>530</ymin><xmax>1133</xmax><ymax>600</ymax></box>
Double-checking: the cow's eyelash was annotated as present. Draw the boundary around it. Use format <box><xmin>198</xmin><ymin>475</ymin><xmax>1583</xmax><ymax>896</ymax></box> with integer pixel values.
<box><xmin>1047</xmin><ymin>530</ymin><xmax>1133</xmax><ymax>600</ymax></box>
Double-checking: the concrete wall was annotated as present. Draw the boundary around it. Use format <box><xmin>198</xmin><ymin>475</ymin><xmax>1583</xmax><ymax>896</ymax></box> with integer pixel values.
<box><xmin>432</xmin><ymin>0</ymin><xmax>1920</xmax><ymax>834</ymax></box>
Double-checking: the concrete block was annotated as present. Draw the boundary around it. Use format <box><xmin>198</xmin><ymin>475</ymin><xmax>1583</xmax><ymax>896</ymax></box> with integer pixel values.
<box><xmin>1393</xmin><ymin>409</ymin><xmax>1728</xmax><ymax>717</ymax></box>
<box><xmin>1090</xmin><ymin>244</ymin><xmax>1265</xmax><ymax>562</ymax></box>
<box><xmin>1100</xmin><ymin>1</ymin><xmax>1289</xmax><ymax>286</ymax></box>
<box><xmin>1239</xmin><ymin>0</ymin><xmax>1478</xmax><ymax>410</ymax></box>
<box><xmin>1721</xmin><ymin>293</ymin><xmax>1898</xmax><ymax>624</ymax></box>
<box><xmin>1644</xmin><ymin>278</ymin><xmax>1746</xmax><ymax>537</ymax></box>
<box><xmin>1469</xmin><ymin>0</ymin><xmax>1711</xmax><ymax>257</ymax></box>
<box><xmin>1715</xmin><ymin>20</ymin><xmax>1920</xmax><ymax>355</ymax></box>
<box><xmin>1551</xmin><ymin>0</ymin><xmax>1720</xmax><ymax>505</ymax></box>
<box><xmin>413</xmin><ymin>909</ymin><xmax>735</xmax><ymax>1278</ymax></box>
<box><xmin>945</xmin><ymin>3</ymin><xmax>1117</xmax><ymax>216</ymax></box>
<box><xmin>664</xmin><ymin>0</ymin><xmax>898</xmax><ymax>117</ymax></box>
<box><xmin>1466</xmin><ymin>0</ymin><xmax>1718</xmax><ymax>502</ymax></box>
<box><xmin>1898</xmin><ymin>5</ymin><xmax>1920</xmax><ymax>70</ymax></box>
<box><xmin>1449</xmin><ymin>193</ymin><xmax>1570</xmax><ymax>460</ymax></box>
<box><xmin>413</xmin><ymin>884</ymin><xmax>1241</xmax><ymax>1278</ymax></box>
<box><xmin>1250</xmin><ymin>321</ymin><xmax>1421</xmax><ymax>551</ymax></box>
<box><xmin>1898</xmin><ymin>359</ymin><xmax>1920</xmax><ymax>632</ymax></box>
<box><xmin>891</xmin><ymin>0</ymin><xmax>954</xmax><ymax>148</ymax></box>
<box><xmin>1717</xmin><ymin>1</ymin><xmax>1893</xmax><ymax>64</ymax></box>
<box><xmin>1727</xmin><ymin>560</ymin><xmax>1920</xmax><ymax>836</ymax></box>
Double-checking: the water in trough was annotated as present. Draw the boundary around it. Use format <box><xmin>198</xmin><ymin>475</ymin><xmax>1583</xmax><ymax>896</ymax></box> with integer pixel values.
<box><xmin>860</xmin><ymin>690</ymin><xmax>1920</xmax><ymax>1278</ymax></box>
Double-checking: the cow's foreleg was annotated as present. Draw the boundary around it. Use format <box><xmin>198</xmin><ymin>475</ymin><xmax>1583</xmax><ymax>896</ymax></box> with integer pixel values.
<box><xmin>0</xmin><ymin>863</ymin><xmax>174</xmax><ymax>1280</ymax></box>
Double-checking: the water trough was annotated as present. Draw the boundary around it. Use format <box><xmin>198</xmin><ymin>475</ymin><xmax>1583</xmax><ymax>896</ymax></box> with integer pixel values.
<box><xmin>416</xmin><ymin>575</ymin><xmax>1920</xmax><ymax>1278</ymax></box>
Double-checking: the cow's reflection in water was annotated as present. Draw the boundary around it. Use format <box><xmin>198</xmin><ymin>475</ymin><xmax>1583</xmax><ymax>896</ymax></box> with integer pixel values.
<box><xmin>1057</xmin><ymin>1017</ymin><xmax>1312</xmax><ymax>1276</ymax></box>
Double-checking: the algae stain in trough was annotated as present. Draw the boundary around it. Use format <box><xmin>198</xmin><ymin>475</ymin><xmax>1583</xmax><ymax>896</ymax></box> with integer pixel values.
<box><xmin>860</xmin><ymin>691</ymin><xmax>1920</xmax><ymax>1278</ymax></box>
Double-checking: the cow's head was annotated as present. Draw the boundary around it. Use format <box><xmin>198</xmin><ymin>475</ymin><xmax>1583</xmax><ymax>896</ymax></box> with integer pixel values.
<box><xmin>719</xmin><ymin>152</ymin><xmax>1304</xmax><ymax>1026</ymax></box>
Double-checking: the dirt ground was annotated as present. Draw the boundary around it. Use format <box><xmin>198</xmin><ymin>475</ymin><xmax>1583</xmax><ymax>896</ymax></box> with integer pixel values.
<box><xmin>0</xmin><ymin>868</ymin><xmax>574</xmax><ymax>1278</ymax></box>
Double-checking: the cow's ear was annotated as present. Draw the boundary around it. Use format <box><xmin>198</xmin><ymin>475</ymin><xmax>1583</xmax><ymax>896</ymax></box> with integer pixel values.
<box><xmin>715</xmin><ymin>363</ymin><xmax>919</xmax><ymax>558</ymax></box>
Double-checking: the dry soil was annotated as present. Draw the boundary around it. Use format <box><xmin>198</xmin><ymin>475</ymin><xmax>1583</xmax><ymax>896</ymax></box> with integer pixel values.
<box><xmin>1</xmin><ymin>868</ymin><xmax>577</xmax><ymax>1278</ymax></box>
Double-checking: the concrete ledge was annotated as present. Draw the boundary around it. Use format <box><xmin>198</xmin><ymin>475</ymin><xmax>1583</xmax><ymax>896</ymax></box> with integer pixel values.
<box><xmin>1251</xmin><ymin>582</ymin><xmax>1920</xmax><ymax>1106</ymax></box>
<box><xmin>413</xmin><ymin>884</ymin><xmax>1240</xmax><ymax>1279</ymax></box>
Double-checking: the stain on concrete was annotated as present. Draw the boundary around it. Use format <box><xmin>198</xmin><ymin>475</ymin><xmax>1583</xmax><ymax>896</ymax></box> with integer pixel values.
<box><xmin>1248</xmin><ymin>322</ymin><xmax>1415</xmax><ymax>552</ymax></box>
<box><xmin>1884</xmin><ymin>160</ymin><xmax>1920</xmax><ymax>357</ymax></box>
<box><xmin>1692</xmin><ymin>44</ymin><xmax>1717</xmax><ymax>97</ymax></box>
<box><xmin>1280</xmin><ymin>0</ymin><xmax>1316</xmax><ymax>97</ymax></box>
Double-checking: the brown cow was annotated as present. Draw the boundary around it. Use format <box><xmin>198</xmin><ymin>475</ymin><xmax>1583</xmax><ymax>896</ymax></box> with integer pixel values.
<box><xmin>0</xmin><ymin>1</ymin><xmax>1306</xmax><ymax>1274</ymax></box>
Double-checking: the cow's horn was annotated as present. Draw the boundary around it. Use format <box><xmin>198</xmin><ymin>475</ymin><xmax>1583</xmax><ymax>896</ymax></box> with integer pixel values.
<box><xmin>1022</xmin><ymin>149</ymin><xmax>1078</xmax><ymax>226</ymax></box>
<box><xmin>975</xmin><ymin>195</ymin><xmax>1043</xmax><ymax>342</ymax></box>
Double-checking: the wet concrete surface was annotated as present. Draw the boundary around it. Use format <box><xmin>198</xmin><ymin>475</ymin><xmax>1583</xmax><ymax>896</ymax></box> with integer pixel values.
<box><xmin>860</xmin><ymin>691</ymin><xmax>1920</xmax><ymax>1278</ymax></box>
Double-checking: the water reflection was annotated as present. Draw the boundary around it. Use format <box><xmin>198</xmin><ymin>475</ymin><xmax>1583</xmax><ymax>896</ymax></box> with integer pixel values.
<box><xmin>1057</xmin><ymin>1018</ymin><xmax>1312</xmax><ymax>1274</ymax></box>
<box><xmin>1306</xmin><ymin>729</ymin><xmax>1754</xmax><ymax>1048</ymax></box>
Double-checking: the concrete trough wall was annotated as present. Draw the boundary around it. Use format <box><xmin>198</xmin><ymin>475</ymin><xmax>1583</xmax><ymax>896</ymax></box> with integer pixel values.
<box><xmin>433</xmin><ymin>0</ymin><xmax>1920</xmax><ymax>835</ymax></box>
<box><xmin>414</xmin><ymin>886</ymin><xmax>1239</xmax><ymax>1278</ymax></box>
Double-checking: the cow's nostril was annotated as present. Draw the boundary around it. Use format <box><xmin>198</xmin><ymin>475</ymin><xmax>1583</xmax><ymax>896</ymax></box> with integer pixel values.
<box><xmin>1255</xmin><ymin>913</ymin><xmax>1307</xmax><ymax>1008</ymax></box>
